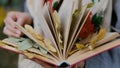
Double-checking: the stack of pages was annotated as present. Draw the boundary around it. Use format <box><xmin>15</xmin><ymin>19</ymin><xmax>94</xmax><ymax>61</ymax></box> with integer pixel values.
<box><xmin>0</xmin><ymin>0</ymin><xmax>120</xmax><ymax>67</ymax></box>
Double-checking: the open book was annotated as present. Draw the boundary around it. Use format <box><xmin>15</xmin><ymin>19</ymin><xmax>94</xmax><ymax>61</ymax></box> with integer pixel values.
<box><xmin>0</xmin><ymin>0</ymin><xmax>120</xmax><ymax>67</ymax></box>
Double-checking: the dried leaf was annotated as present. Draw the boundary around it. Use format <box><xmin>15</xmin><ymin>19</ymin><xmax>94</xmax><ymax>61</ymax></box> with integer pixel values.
<box><xmin>25</xmin><ymin>24</ymin><xmax>35</xmax><ymax>35</ymax></box>
<box><xmin>18</xmin><ymin>39</ymin><xmax>33</xmax><ymax>50</ymax></box>
<box><xmin>53</xmin><ymin>11</ymin><xmax>63</xmax><ymax>45</ymax></box>
<box><xmin>0</xmin><ymin>41</ymin><xmax>6</xmax><ymax>46</ymax></box>
<box><xmin>39</xmin><ymin>46</ymin><xmax>48</xmax><ymax>54</ymax></box>
<box><xmin>88</xmin><ymin>28</ymin><xmax>106</xmax><ymax>50</ymax></box>
<box><xmin>24</xmin><ymin>52</ymin><xmax>34</xmax><ymax>59</ymax></box>
<box><xmin>76</xmin><ymin>43</ymin><xmax>86</xmax><ymax>49</ymax></box>
<box><xmin>33</xmin><ymin>43</ymin><xmax>48</xmax><ymax>54</ymax></box>
<box><xmin>4</xmin><ymin>37</ymin><xmax>25</xmax><ymax>43</ymax></box>
<box><xmin>97</xmin><ymin>28</ymin><xmax>106</xmax><ymax>40</ymax></box>
<box><xmin>87</xmin><ymin>3</ymin><xmax>93</xmax><ymax>8</ymax></box>
<box><xmin>44</xmin><ymin>39</ymin><xmax>56</xmax><ymax>52</ymax></box>
<box><xmin>68</xmin><ymin>49</ymin><xmax>78</xmax><ymax>55</ymax></box>
<box><xmin>25</xmin><ymin>24</ymin><xmax>43</xmax><ymax>41</ymax></box>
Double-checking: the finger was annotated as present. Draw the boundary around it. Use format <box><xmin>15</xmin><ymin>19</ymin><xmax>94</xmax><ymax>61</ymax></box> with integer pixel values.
<box><xmin>3</xmin><ymin>27</ymin><xmax>21</xmax><ymax>37</ymax></box>
<box><xmin>6</xmin><ymin>24</ymin><xmax>22</xmax><ymax>35</ymax></box>
<box><xmin>16</xmin><ymin>13</ymin><xmax>32</xmax><ymax>26</ymax></box>
<box><xmin>7</xmin><ymin>11</ymin><xmax>18</xmax><ymax>21</ymax></box>
<box><xmin>5</xmin><ymin>11</ymin><xmax>17</xmax><ymax>24</ymax></box>
<box><xmin>4</xmin><ymin>17</ymin><xmax>16</xmax><ymax>28</ymax></box>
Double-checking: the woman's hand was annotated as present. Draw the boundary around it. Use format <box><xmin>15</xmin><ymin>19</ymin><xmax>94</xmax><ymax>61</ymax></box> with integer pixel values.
<box><xmin>3</xmin><ymin>11</ymin><xmax>32</xmax><ymax>37</ymax></box>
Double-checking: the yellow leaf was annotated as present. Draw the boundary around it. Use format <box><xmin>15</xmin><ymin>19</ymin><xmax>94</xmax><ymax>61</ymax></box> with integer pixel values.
<box><xmin>0</xmin><ymin>41</ymin><xmax>6</xmax><ymax>46</ymax></box>
<box><xmin>88</xmin><ymin>28</ymin><xmax>106</xmax><ymax>50</ymax></box>
<box><xmin>25</xmin><ymin>24</ymin><xmax>43</xmax><ymax>40</ymax></box>
<box><xmin>76</xmin><ymin>43</ymin><xmax>85</xmax><ymax>49</ymax></box>
<box><xmin>88</xmin><ymin>43</ymin><xmax>95</xmax><ymax>50</ymax></box>
<box><xmin>68</xmin><ymin>49</ymin><xmax>78</xmax><ymax>55</ymax></box>
<box><xmin>97</xmin><ymin>28</ymin><xmax>106</xmax><ymax>40</ymax></box>
<box><xmin>24</xmin><ymin>52</ymin><xmax>35</xmax><ymax>59</ymax></box>
<box><xmin>44</xmin><ymin>39</ymin><xmax>56</xmax><ymax>52</ymax></box>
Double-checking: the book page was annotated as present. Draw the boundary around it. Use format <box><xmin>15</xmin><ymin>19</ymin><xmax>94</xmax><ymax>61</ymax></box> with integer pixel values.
<box><xmin>68</xmin><ymin>0</ymin><xmax>109</xmax><ymax>55</ymax></box>
<box><xmin>0</xmin><ymin>44</ymin><xmax>60</xmax><ymax>66</ymax></box>
<box><xmin>67</xmin><ymin>37</ymin><xmax>120</xmax><ymax>65</ymax></box>
<box><xmin>26</xmin><ymin>0</ymin><xmax>43</xmax><ymax>35</ymax></box>
<box><xmin>33</xmin><ymin>5</ymin><xmax>58</xmax><ymax>55</ymax></box>
<box><xmin>42</xmin><ymin>4</ymin><xmax>56</xmax><ymax>40</ymax></box>
<box><xmin>67</xmin><ymin>32</ymin><xmax>120</xmax><ymax>63</ymax></box>
<box><xmin>48</xmin><ymin>5</ymin><xmax>63</xmax><ymax>56</ymax></box>
<box><xmin>66</xmin><ymin>9</ymin><xmax>91</xmax><ymax>57</ymax></box>
<box><xmin>27</xmin><ymin>0</ymin><xmax>62</xmax><ymax>58</ymax></box>
<box><xmin>13</xmin><ymin>22</ymin><xmax>61</xmax><ymax>60</ymax></box>
<box><xmin>58</xmin><ymin>0</ymin><xmax>74</xmax><ymax>58</ymax></box>
<box><xmin>42</xmin><ymin>4</ymin><xmax>62</xmax><ymax>57</ymax></box>
<box><xmin>66</xmin><ymin>5</ymin><xmax>87</xmax><ymax>58</ymax></box>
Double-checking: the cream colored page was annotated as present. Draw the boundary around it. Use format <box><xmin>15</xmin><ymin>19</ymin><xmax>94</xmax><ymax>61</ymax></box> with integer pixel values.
<box><xmin>102</xmin><ymin>0</ymin><xmax>112</xmax><ymax>31</ymax></box>
<box><xmin>73</xmin><ymin>0</ymin><xmax>80</xmax><ymax>12</ymax></box>
<box><xmin>67</xmin><ymin>32</ymin><xmax>120</xmax><ymax>60</ymax></box>
<box><xmin>34</xmin><ymin>9</ymin><xmax>59</xmax><ymax>54</ymax></box>
<box><xmin>68</xmin><ymin>0</ymin><xmax>110</xmax><ymax>55</ymax></box>
<box><xmin>42</xmin><ymin>4</ymin><xmax>57</xmax><ymax>41</ymax></box>
<box><xmin>27</xmin><ymin>0</ymin><xmax>57</xmax><ymax>50</ymax></box>
<box><xmin>48</xmin><ymin>7</ymin><xmax>63</xmax><ymax>56</ymax></box>
<box><xmin>67</xmin><ymin>39</ymin><xmax>120</xmax><ymax>65</ymax></box>
<box><xmin>58</xmin><ymin>0</ymin><xmax>74</xmax><ymax>56</ymax></box>
<box><xmin>14</xmin><ymin>22</ymin><xmax>61</xmax><ymax>59</ymax></box>
<box><xmin>42</xmin><ymin>4</ymin><xmax>62</xmax><ymax>57</ymax></box>
<box><xmin>26</xmin><ymin>0</ymin><xmax>43</xmax><ymax>35</ymax></box>
<box><xmin>26</xmin><ymin>0</ymin><xmax>62</xmax><ymax>58</ymax></box>
<box><xmin>66</xmin><ymin>10</ymin><xmax>91</xmax><ymax>57</ymax></box>
<box><xmin>42</xmin><ymin>4</ymin><xmax>61</xmax><ymax>46</ymax></box>
<box><xmin>67</xmin><ymin>6</ymin><xmax>87</xmax><ymax>53</ymax></box>
<box><xmin>67</xmin><ymin>32</ymin><xmax>120</xmax><ymax>64</ymax></box>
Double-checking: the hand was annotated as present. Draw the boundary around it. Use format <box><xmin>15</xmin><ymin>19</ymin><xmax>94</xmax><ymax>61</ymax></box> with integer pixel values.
<box><xmin>3</xmin><ymin>11</ymin><xmax>32</xmax><ymax>37</ymax></box>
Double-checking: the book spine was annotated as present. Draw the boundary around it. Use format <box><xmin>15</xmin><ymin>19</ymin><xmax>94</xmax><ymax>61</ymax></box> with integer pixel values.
<box><xmin>57</xmin><ymin>64</ymin><xmax>76</xmax><ymax>68</ymax></box>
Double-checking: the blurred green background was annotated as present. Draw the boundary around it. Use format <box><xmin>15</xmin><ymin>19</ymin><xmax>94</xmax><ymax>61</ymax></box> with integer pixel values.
<box><xmin>0</xmin><ymin>0</ymin><xmax>24</xmax><ymax>68</ymax></box>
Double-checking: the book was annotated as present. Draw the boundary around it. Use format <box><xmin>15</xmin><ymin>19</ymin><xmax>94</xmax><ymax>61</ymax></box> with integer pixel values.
<box><xmin>0</xmin><ymin>0</ymin><xmax>120</xmax><ymax>67</ymax></box>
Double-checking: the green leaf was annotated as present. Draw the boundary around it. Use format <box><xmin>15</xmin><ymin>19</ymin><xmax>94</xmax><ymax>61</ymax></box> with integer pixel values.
<box><xmin>87</xmin><ymin>3</ymin><xmax>94</xmax><ymax>8</ymax></box>
<box><xmin>91</xmin><ymin>13</ymin><xmax>103</xmax><ymax>32</ymax></box>
<box><xmin>4</xmin><ymin>37</ymin><xmax>25</xmax><ymax>44</ymax></box>
<box><xmin>72</xmin><ymin>9</ymin><xmax>81</xmax><ymax>18</ymax></box>
<box><xmin>39</xmin><ymin>46</ymin><xmax>48</xmax><ymax>54</ymax></box>
<box><xmin>53</xmin><ymin>1</ymin><xmax>59</xmax><ymax>10</ymax></box>
<box><xmin>91</xmin><ymin>0</ymin><xmax>100</xmax><ymax>4</ymax></box>
<box><xmin>18</xmin><ymin>39</ymin><xmax>33</xmax><ymax>50</ymax></box>
<box><xmin>34</xmin><ymin>43</ymin><xmax>48</xmax><ymax>54</ymax></box>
